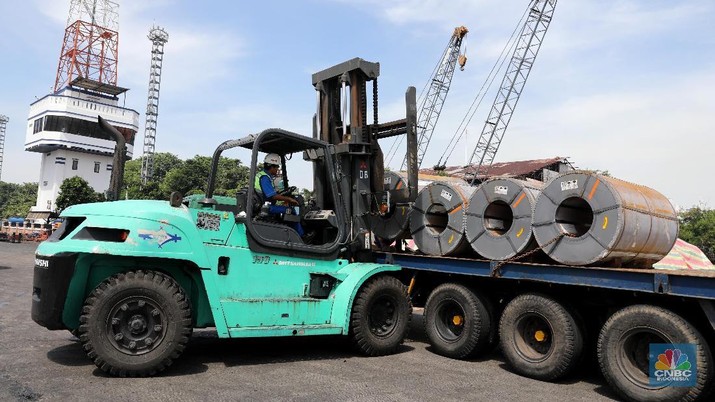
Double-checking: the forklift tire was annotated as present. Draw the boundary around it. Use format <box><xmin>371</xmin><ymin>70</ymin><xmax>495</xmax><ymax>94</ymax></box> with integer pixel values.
<box><xmin>499</xmin><ymin>293</ymin><xmax>583</xmax><ymax>381</ymax></box>
<box><xmin>423</xmin><ymin>283</ymin><xmax>494</xmax><ymax>359</ymax></box>
<box><xmin>79</xmin><ymin>270</ymin><xmax>192</xmax><ymax>377</ymax></box>
<box><xmin>597</xmin><ymin>305</ymin><xmax>713</xmax><ymax>402</ymax></box>
<box><xmin>349</xmin><ymin>275</ymin><xmax>412</xmax><ymax>356</ymax></box>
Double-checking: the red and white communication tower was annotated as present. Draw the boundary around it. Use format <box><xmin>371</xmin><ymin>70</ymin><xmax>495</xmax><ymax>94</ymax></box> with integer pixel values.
<box><xmin>54</xmin><ymin>0</ymin><xmax>120</xmax><ymax>92</ymax></box>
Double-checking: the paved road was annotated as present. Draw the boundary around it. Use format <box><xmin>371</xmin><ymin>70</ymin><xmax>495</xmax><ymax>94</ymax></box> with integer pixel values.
<box><xmin>0</xmin><ymin>241</ymin><xmax>618</xmax><ymax>401</ymax></box>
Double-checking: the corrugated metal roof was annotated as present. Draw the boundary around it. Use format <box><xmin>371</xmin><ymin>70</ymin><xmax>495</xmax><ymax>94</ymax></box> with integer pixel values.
<box><xmin>418</xmin><ymin>157</ymin><xmax>572</xmax><ymax>180</ymax></box>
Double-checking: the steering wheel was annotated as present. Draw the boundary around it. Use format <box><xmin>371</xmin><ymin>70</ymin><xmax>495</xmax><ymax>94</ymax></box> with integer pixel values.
<box><xmin>279</xmin><ymin>186</ymin><xmax>297</xmax><ymax>196</ymax></box>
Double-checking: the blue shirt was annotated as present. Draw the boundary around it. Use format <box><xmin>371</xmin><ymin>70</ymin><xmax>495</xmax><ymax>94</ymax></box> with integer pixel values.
<box><xmin>259</xmin><ymin>170</ymin><xmax>277</xmax><ymax>200</ymax></box>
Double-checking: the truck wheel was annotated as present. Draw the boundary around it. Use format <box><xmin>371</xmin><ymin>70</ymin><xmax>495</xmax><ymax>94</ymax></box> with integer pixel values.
<box><xmin>79</xmin><ymin>270</ymin><xmax>192</xmax><ymax>377</ymax></box>
<box><xmin>597</xmin><ymin>305</ymin><xmax>713</xmax><ymax>402</ymax></box>
<box><xmin>499</xmin><ymin>293</ymin><xmax>583</xmax><ymax>381</ymax></box>
<box><xmin>349</xmin><ymin>275</ymin><xmax>412</xmax><ymax>356</ymax></box>
<box><xmin>424</xmin><ymin>283</ymin><xmax>493</xmax><ymax>359</ymax></box>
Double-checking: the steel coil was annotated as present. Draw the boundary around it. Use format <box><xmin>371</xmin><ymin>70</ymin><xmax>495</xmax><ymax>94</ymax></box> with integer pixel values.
<box><xmin>532</xmin><ymin>171</ymin><xmax>678</xmax><ymax>266</ymax></box>
<box><xmin>409</xmin><ymin>181</ymin><xmax>474</xmax><ymax>256</ymax></box>
<box><xmin>465</xmin><ymin>178</ymin><xmax>543</xmax><ymax>260</ymax></box>
<box><xmin>369</xmin><ymin>171</ymin><xmax>411</xmax><ymax>242</ymax></box>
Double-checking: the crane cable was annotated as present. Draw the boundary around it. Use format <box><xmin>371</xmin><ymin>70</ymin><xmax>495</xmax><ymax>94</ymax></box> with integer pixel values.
<box><xmin>385</xmin><ymin>33</ymin><xmax>456</xmax><ymax>168</ymax></box>
<box><xmin>436</xmin><ymin>5</ymin><xmax>530</xmax><ymax>170</ymax></box>
<box><xmin>385</xmin><ymin>37</ymin><xmax>451</xmax><ymax>168</ymax></box>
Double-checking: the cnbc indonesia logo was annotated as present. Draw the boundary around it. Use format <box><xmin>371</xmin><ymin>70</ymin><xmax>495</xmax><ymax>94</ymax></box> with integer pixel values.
<box><xmin>650</xmin><ymin>344</ymin><xmax>697</xmax><ymax>387</ymax></box>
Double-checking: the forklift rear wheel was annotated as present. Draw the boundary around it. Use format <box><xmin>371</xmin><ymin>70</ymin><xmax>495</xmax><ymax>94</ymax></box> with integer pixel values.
<box><xmin>349</xmin><ymin>275</ymin><xmax>412</xmax><ymax>356</ymax></box>
<box><xmin>79</xmin><ymin>270</ymin><xmax>192</xmax><ymax>377</ymax></box>
<box><xmin>424</xmin><ymin>283</ymin><xmax>494</xmax><ymax>359</ymax></box>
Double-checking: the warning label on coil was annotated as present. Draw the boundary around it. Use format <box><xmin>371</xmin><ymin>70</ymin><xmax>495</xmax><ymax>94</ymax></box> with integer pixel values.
<box><xmin>440</xmin><ymin>189</ymin><xmax>453</xmax><ymax>201</ymax></box>
<box><xmin>561</xmin><ymin>180</ymin><xmax>578</xmax><ymax>191</ymax></box>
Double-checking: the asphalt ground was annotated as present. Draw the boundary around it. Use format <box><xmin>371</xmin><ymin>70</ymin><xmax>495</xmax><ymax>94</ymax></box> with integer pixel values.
<box><xmin>0</xmin><ymin>241</ymin><xmax>618</xmax><ymax>401</ymax></box>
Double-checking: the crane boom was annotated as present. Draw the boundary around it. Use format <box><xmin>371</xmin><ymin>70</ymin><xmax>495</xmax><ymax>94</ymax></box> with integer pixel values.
<box><xmin>401</xmin><ymin>26</ymin><xmax>468</xmax><ymax>170</ymax></box>
<box><xmin>466</xmin><ymin>0</ymin><xmax>557</xmax><ymax>183</ymax></box>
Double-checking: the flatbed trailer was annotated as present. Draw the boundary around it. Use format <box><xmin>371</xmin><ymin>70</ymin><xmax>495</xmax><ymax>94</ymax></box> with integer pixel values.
<box><xmin>376</xmin><ymin>252</ymin><xmax>715</xmax><ymax>402</ymax></box>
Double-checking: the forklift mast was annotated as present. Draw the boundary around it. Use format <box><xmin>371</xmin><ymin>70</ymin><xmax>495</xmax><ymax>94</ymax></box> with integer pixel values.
<box><xmin>311</xmin><ymin>58</ymin><xmax>418</xmax><ymax>253</ymax></box>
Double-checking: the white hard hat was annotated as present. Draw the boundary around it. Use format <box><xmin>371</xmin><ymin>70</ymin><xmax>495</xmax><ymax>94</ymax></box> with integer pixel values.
<box><xmin>264</xmin><ymin>153</ymin><xmax>281</xmax><ymax>166</ymax></box>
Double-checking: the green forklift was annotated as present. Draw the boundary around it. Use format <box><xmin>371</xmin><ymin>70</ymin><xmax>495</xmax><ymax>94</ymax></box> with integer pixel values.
<box><xmin>31</xmin><ymin>58</ymin><xmax>420</xmax><ymax>376</ymax></box>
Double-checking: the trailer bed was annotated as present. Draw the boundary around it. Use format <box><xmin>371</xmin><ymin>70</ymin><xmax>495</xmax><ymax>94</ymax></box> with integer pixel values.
<box><xmin>376</xmin><ymin>252</ymin><xmax>715</xmax><ymax>300</ymax></box>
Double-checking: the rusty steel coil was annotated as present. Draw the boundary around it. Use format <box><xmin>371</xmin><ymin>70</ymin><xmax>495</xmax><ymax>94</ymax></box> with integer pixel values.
<box><xmin>532</xmin><ymin>171</ymin><xmax>678</xmax><ymax>266</ymax></box>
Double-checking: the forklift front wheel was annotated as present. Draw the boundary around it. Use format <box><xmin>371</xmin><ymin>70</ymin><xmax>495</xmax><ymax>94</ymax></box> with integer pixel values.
<box><xmin>349</xmin><ymin>275</ymin><xmax>412</xmax><ymax>356</ymax></box>
<box><xmin>79</xmin><ymin>270</ymin><xmax>193</xmax><ymax>377</ymax></box>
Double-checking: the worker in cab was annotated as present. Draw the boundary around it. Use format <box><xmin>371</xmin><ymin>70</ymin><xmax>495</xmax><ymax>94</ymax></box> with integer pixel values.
<box><xmin>255</xmin><ymin>153</ymin><xmax>305</xmax><ymax>237</ymax></box>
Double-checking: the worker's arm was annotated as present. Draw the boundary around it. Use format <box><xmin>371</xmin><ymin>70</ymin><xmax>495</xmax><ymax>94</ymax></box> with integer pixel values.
<box><xmin>260</xmin><ymin>175</ymin><xmax>298</xmax><ymax>205</ymax></box>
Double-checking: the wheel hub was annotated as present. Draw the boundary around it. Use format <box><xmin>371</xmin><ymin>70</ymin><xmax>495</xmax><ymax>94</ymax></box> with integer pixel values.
<box><xmin>129</xmin><ymin>315</ymin><xmax>147</xmax><ymax>334</ymax></box>
<box><xmin>618</xmin><ymin>328</ymin><xmax>670</xmax><ymax>388</ymax></box>
<box><xmin>107</xmin><ymin>297</ymin><xmax>166</xmax><ymax>355</ymax></box>
<box><xmin>369</xmin><ymin>296</ymin><xmax>398</xmax><ymax>337</ymax></box>
<box><xmin>515</xmin><ymin>314</ymin><xmax>553</xmax><ymax>360</ymax></box>
<box><xmin>434</xmin><ymin>299</ymin><xmax>466</xmax><ymax>341</ymax></box>
<box><xmin>534</xmin><ymin>330</ymin><xmax>547</xmax><ymax>342</ymax></box>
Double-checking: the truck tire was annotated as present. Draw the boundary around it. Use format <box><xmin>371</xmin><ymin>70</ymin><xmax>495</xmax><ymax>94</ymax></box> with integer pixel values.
<box><xmin>79</xmin><ymin>270</ymin><xmax>192</xmax><ymax>377</ymax></box>
<box><xmin>349</xmin><ymin>275</ymin><xmax>412</xmax><ymax>356</ymax></box>
<box><xmin>499</xmin><ymin>293</ymin><xmax>583</xmax><ymax>381</ymax></box>
<box><xmin>597</xmin><ymin>305</ymin><xmax>713</xmax><ymax>402</ymax></box>
<box><xmin>424</xmin><ymin>283</ymin><xmax>493</xmax><ymax>359</ymax></box>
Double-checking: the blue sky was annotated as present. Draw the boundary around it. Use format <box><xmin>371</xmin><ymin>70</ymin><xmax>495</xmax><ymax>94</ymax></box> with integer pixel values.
<box><xmin>0</xmin><ymin>0</ymin><xmax>713</xmax><ymax>208</ymax></box>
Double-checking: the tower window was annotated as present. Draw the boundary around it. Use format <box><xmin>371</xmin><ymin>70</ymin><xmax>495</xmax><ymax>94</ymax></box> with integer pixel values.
<box><xmin>94</xmin><ymin>162</ymin><xmax>100</xmax><ymax>173</ymax></box>
<box><xmin>72</xmin><ymin>159</ymin><xmax>78</xmax><ymax>170</ymax></box>
<box><xmin>33</xmin><ymin>118</ymin><xmax>44</xmax><ymax>134</ymax></box>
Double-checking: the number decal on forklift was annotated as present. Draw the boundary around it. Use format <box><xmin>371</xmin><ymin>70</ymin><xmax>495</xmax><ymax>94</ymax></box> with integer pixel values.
<box><xmin>252</xmin><ymin>255</ymin><xmax>271</xmax><ymax>264</ymax></box>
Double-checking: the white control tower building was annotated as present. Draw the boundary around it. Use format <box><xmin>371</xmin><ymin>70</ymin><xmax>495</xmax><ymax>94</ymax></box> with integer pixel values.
<box><xmin>25</xmin><ymin>83</ymin><xmax>138</xmax><ymax>213</ymax></box>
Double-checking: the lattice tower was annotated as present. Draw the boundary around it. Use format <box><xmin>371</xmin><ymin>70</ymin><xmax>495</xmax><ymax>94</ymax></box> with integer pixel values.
<box><xmin>400</xmin><ymin>26</ymin><xmax>468</xmax><ymax>170</ymax></box>
<box><xmin>55</xmin><ymin>0</ymin><xmax>120</xmax><ymax>92</ymax></box>
<box><xmin>467</xmin><ymin>0</ymin><xmax>557</xmax><ymax>183</ymax></box>
<box><xmin>141</xmin><ymin>26</ymin><xmax>169</xmax><ymax>184</ymax></box>
<box><xmin>0</xmin><ymin>115</ymin><xmax>7</xmax><ymax>180</ymax></box>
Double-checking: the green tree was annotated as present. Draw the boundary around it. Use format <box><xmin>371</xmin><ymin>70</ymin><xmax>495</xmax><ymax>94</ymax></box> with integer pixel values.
<box><xmin>123</xmin><ymin>153</ymin><xmax>183</xmax><ymax>200</ymax></box>
<box><xmin>0</xmin><ymin>182</ymin><xmax>38</xmax><ymax>218</ymax></box>
<box><xmin>214</xmin><ymin>157</ymin><xmax>250</xmax><ymax>197</ymax></box>
<box><xmin>160</xmin><ymin>155</ymin><xmax>248</xmax><ymax>197</ymax></box>
<box><xmin>119</xmin><ymin>153</ymin><xmax>248</xmax><ymax>200</ymax></box>
<box><xmin>56</xmin><ymin>176</ymin><xmax>103</xmax><ymax>212</ymax></box>
<box><xmin>679</xmin><ymin>206</ymin><xmax>715</xmax><ymax>262</ymax></box>
<box><xmin>300</xmin><ymin>188</ymin><xmax>315</xmax><ymax>201</ymax></box>
<box><xmin>162</xmin><ymin>155</ymin><xmax>212</xmax><ymax>196</ymax></box>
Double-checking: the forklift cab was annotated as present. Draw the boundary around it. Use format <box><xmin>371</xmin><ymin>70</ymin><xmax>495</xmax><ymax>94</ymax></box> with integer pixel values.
<box><xmin>203</xmin><ymin>128</ymin><xmax>347</xmax><ymax>259</ymax></box>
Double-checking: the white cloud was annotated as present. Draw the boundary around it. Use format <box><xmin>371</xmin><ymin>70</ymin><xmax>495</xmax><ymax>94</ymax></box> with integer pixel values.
<box><xmin>489</xmin><ymin>71</ymin><xmax>715</xmax><ymax>208</ymax></box>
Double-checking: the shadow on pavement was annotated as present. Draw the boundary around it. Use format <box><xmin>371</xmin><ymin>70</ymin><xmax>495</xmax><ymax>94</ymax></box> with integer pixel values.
<box><xmin>46</xmin><ymin>341</ymin><xmax>93</xmax><ymax>367</ymax></box>
<box><xmin>47</xmin><ymin>330</ymin><xmax>414</xmax><ymax>377</ymax></box>
<box><xmin>180</xmin><ymin>331</ymin><xmax>414</xmax><ymax>369</ymax></box>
